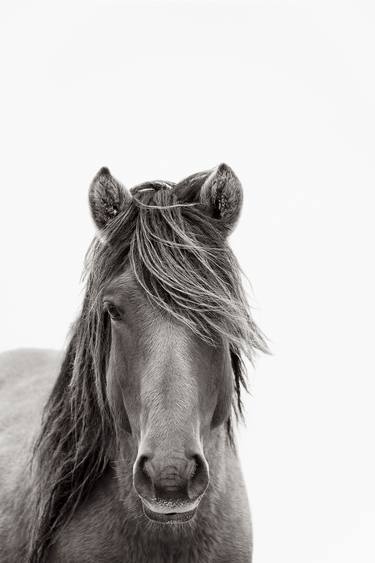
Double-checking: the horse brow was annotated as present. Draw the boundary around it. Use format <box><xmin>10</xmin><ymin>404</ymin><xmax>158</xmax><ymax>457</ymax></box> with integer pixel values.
<box><xmin>102</xmin><ymin>274</ymin><xmax>138</xmax><ymax>299</ymax></box>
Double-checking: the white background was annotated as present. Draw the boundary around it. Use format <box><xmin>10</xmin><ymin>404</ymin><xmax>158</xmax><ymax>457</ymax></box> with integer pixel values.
<box><xmin>1</xmin><ymin>1</ymin><xmax>374</xmax><ymax>561</ymax></box>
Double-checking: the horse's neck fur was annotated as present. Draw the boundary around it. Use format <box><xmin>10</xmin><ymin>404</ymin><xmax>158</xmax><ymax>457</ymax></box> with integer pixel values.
<box><xmin>49</xmin><ymin>427</ymin><xmax>250</xmax><ymax>563</ymax></box>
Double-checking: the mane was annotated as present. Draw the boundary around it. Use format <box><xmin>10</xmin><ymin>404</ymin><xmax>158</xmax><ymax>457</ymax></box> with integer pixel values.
<box><xmin>27</xmin><ymin>181</ymin><xmax>267</xmax><ymax>561</ymax></box>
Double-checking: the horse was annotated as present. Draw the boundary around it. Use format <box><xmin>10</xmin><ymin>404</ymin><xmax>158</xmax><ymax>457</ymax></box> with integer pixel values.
<box><xmin>0</xmin><ymin>164</ymin><xmax>267</xmax><ymax>562</ymax></box>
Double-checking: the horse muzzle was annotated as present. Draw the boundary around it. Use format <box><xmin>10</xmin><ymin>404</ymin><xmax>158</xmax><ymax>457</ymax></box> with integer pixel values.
<box><xmin>133</xmin><ymin>450</ymin><xmax>209</xmax><ymax>523</ymax></box>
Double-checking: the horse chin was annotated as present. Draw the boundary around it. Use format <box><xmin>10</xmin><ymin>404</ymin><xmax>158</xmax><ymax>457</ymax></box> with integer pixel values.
<box><xmin>142</xmin><ymin>502</ymin><xmax>198</xmax><ymax>524</ymax></box>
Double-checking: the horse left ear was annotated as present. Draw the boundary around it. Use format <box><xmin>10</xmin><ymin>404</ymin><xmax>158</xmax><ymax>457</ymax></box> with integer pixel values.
<box><xmin>89</xmin><ymin>167</ymin><xmax>132</xmax><ymax>230</ymax></box>
<box><xmin>200</xmin><ymin>163</ymin><xmax>243</xmax><ymax>233</ymax></box>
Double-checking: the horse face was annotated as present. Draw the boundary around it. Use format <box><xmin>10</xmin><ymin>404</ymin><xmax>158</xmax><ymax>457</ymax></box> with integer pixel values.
<box><xmin>104</xmin><ymin>269</ymin><xmax>233</xmax><ymax>523</ymax></box>
<box><xmin>88</xmin><ymin>163</ymin><xmax>246</xmax><ymax>523</ymax></box>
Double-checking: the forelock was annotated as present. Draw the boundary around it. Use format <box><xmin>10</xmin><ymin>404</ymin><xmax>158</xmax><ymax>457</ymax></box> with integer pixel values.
<box><xmin>86</xmin><ymin>183</ymin><xmax>267</xmax><ymax>360</ymax></box>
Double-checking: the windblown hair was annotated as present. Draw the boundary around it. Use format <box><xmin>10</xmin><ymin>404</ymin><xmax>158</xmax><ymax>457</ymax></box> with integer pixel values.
<box><xmin>27</xmin><ymin>178</ymin><xmax>267</xmax><ymax>562</ymax></box>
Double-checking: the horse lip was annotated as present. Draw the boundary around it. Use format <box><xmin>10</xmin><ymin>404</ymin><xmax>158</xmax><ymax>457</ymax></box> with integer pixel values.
<box><xmin>141</xmin><ymin>496</ymin><xmax>201</xmax><ymax>515</ymax></box>
<box><xmin>142</xmin><ymin>503</ymin><xmax>197</xmax><ymax>524</ymax></box>
<box><xmin>141</xmin><ymin>497</ymin><xmax>200</xmax><ymax>523</ymax></box>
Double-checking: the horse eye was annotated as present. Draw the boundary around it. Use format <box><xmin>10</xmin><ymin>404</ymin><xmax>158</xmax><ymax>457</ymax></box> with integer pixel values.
<box><xmin>104</xmin><ymin>302</ymin><xmax>122</xmax><ymax>321</ymax></box>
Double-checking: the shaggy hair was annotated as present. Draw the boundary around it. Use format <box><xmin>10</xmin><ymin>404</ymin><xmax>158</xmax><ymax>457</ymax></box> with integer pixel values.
<box><xmin>27</xmin><ymin>179</ymin><xmax>267</xmax><ymax>562</ymax></box>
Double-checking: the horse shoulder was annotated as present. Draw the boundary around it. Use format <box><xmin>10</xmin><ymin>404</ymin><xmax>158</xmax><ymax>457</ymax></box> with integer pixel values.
<box><xmin>0</xmin><ymin>348</ymin><xmax>63</xmax><ymax>501</ymax></box>
<box><xmin>208</xmin><ymin>443</ymin><xmax>253</xmax><ymax>562</ymax></box>
<box><xmin>0</xmin><ymin>348</ymin><xmax>63</xmax><ymax>560</ymax></box>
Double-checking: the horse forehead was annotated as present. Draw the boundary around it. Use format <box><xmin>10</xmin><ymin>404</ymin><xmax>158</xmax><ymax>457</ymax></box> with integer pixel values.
<box><xmin>140</xmin><ymin>320</ymin><xmax>198</xmax><ymax>407</ymax></box>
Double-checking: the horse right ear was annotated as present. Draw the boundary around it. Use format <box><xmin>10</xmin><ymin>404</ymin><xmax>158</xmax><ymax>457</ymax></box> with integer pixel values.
<box><xmin>89</xmin><ymin>167</ymin><xmax>132</xmax><ymax>230</ymax></box>
<box><xmin>200</xmin><ymin>163</ymin><xmax>243</xmax><ymax>233</ymax></box>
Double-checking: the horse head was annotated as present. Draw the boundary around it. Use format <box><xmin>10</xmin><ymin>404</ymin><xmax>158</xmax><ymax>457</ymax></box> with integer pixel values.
<box><xmin>87</xmin><ymin>164</ymin><xmax>246</xmax><ymax>522</ymax></box>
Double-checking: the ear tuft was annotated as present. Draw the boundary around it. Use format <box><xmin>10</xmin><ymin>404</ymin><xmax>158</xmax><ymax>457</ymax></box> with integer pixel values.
<box><xmin>200</xmin><ymin>163</ymin><xmax>243</xmax><ymax>232</ymax></box>
<box><xmin>89</xmin><ymin>167</ymin><xmax>131</xmax><ymax>230</ymax></box>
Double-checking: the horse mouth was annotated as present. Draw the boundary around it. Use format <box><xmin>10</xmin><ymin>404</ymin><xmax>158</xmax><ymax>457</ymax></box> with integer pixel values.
<box><xmin>143</xmin><ymin>504</ymin><xmax>197</xmax><ymax>524</ymax></box>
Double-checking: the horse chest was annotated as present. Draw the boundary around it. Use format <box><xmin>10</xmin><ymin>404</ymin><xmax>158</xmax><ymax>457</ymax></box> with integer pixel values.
<box><xmin>51</xmin><ymin>522</ymin><xmax>219</xmax><ymax>563</ymax></box>
<box><xmin>48</xmin><ymin>468</ymin><xmax>248</xmax><ymax>562</ymax></box>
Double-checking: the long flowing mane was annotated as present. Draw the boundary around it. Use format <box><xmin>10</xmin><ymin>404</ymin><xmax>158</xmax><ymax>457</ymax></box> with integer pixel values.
<box><xmin>27</xmin><ymin>179</ymin><xmax>267</xmax><ymax>561</ymax></box>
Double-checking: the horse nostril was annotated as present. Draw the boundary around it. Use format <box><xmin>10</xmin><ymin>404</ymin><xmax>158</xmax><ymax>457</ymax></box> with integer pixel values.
<box><xmin>134</xmin><ymin>451</ymin><xmax>209</xmax><ymax>504</ymax></box>
<box><xmin>133</xmin><ymin>455</ymin><xmax>154</xmax><ymax>498</ymax></box>
<box><xmin>188</xmin><ymin>454</ymin><xmax>209</xmax><ymax>501</ymax></box>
